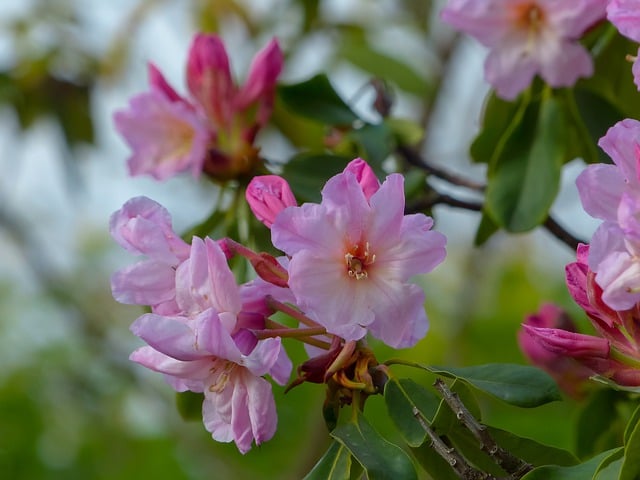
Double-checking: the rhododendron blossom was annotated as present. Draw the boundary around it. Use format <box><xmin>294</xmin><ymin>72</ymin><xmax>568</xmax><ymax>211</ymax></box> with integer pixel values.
<box><xmin>270</xmin><ymin>159</ymin><xmax>447</xmax><ymax>348</ymax></box>
<box><xmin>607</xmin><ymin>0</ymin><xmax>640</xmax><ymax>90</ymax></box>
<box><xmin>523</xmin><ymin>245</ymin><xmax>640</xmax><ymax>388</ymax></box>
<box><xmin>441</xmin><ymin>0</ymin><xmax>607</xmax><ymax>99</ymax></box>
<box><xmin>114</xmin><ymin>34</ymin><xmax>283</xmax><ymax>180</ymax></box>
<box><xmin>576</xmin><ymin>119</ymin><xmax>640</xmax><ymax>310</ymax></box>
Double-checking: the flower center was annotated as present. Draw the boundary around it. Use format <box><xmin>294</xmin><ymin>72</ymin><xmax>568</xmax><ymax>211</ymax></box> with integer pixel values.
<box><xmin>209</xmin><ymin>360</ymin><xmax>236</xmax><ymax>393</ymax></box>
<box><xmin>345</xmin><ymin>242</ymin><xmax>375</xmax><ymax>280</ymax></box>
<box><xmin>512</xmin><ymin>2</ymin><xmax>545</xmax><ymax>34</ymax></box>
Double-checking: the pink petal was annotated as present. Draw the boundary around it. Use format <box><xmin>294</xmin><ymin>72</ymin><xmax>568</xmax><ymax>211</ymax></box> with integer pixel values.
<box><xmin>148</xmin><ymin>63</ymin><xmax>183</xmax><ymax>103</ymax></box>
<box><xmin>597</xmin><ymin>119</ymin><xmax>640</xmax><ymax>184</ymax></box>
<box><xmin>111</xmin><ymin>260</ymin><xmax>176</xmax><ymax>306</ymax></box>
<box><xmin>607</xmin><ymin>0</ymin><xmax>640</xmax><ymax>42</ymax></box>
<box><xmin>130</xmin><ymin>313</ymin><xmax>205</xmax><ymax>361</ymax></box>
<box><xmin>484</xmin><ymin>39</ymin><xmax>538</xmax><ymax>100</ymax></box>
<box><xmin>538</xmin><ymin>41</ymin><xmax>593</xmax><ymax>88</ymax></box>
<box><xmin>130</xmin><ymin>345</ymin><xmax>211</xmax><ymax>381</ymax></box>
<box><xmin>344</xmin><ymin>158</ymin><xmax>380</xmax><ymax>200</ymax></box>
<box><xmin>114</xmin><ymin>90</ymin><xmax>210</xmax><ymax>180</ymax></box>
<box><xmin>576</xmin><ymin>164</ymin><xmax>625</xmax><ymax>221</ymax></box>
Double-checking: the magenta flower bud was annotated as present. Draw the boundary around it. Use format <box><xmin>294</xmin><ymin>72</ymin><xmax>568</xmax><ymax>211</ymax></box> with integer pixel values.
<box><xmin>344</xmin><ymin>158</ymin><xmax>380</xmax><ymax>201</ymax></box>
<box><xmin>518</xmin><ymin>304</ymin><xmax>575</xmax><ymax>365</ymax></box>
<box><xmin>523</xmin><ymin>325</ymin><xmax>610</xmax><ymax>359</ymax></box>
<box><xmin>186</xmin><ymin>33</ymin><xmax>234</xmax><ymax>124</ymax></box>
<box><xmin>246</xmin><ymin>175</ymin><xmax>297</xmax><ymax>228</ymax></box>
<box><xmin>236</xmin><ymin>38</ymin><xmax>283</xmax><ymax>126</ymax></box>
<box><xmin>148</xmin><ymin>63</ymin><xmax>183</xmax><ymax>103</ymax></box>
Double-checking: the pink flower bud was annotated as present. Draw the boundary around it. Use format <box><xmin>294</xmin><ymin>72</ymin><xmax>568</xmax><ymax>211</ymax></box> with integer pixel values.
<box><xmin>148</xmin><ymin>63</ymin><xmax>183</xmax><ymax>103</ymax></box>
<box><xmin>246</xmin><ymin>175</ymin><xmax>297</xmax><ymax>228</ymax></box>
<box><xmin>522</xmin><ymin>325</ymin><xmax>610</xmax><ymax>359</ymax></box>
<box><xmin>186</xmin><ymin>33</ymin><xmax>234</xmax><ymax>124</ymax></box>
<box><xmin>344</xmin><ymin>158</ymin><xmax>380</xmax><ymax>201</ymax></box>
<box><xmin>236</xmin><ymin>38</ymin><xmax>283</xmax><ymax>126</ymax></box>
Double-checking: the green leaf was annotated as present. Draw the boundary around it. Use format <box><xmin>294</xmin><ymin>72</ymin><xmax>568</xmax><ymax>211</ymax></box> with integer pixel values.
<box><xmin>520</xmin><ymin>449</ymin><xmax>623</xmax><ymax>480</ymax></box>
<box><xmin>594</xmin><ymin>449</ymin><xmax>624</xmax><ymax>480</ymax></box>
<box><xmin>348</xmin><ymin>122</ymin><xmax>396</xmax><ymax>168</ymax></box>
<box><xmin>410</xmin><ymin>444</ymin><xmax>461</xmax><ymax>480</ymax></box>
<box><xmin>175</xmin><ymin>391</ymin><xmax>203</xmax><ymax>421</ymax></box>
<box><xmin>485</xmin><ymin>94</ymin><xmax>567</xmax><ymax>232</ymax></box>
<box><xmin>620</xmin><ymin>407</ymin><xmax>640</xmax><ymax>480</ymax></box>
<box><xmin>474</xmin><ymin>211</ymin><xmax>500</xmax><ymax>246</ymax></box>
<box><xmin>278</xmin><ymin>74</ymin><xmax>359</xmax><ymax>126</ymax></box>
<box><xmin>282</xmin><ymin>153</ymin><xmax>352</xmax><ymax>202</ymax></box>
<box><xmin>470</xmin><ymin>91</ymin><xmax>528</xmax><ymax>165</ymax></box>
<box><xmin>488</xmin><ymin>427</ymin><xmax>578</xmax><ymax>467</ymax></box>
<box><xmin>338</xmin><ymin>37</ymin><xmax>430</xmax><ymax>96</ymax></box>
<box><xmin>624</xmin><ymin>403</ymin><xmax>640</xmax><ymax>445</ymax></box>
<box><xmin>386</xmin><ymin>117</ymin><xmax>423</xmax><ymax>146</ymax></box>
<box><xmin>384</xmin><ymin>378</ymin><xmax>441</xmax><ymax>447</ymax></box>
<box><xmin>332</xmin><ymin>413</ymin><xmax>417</xmax><ymax>480</ymax></box>
<box><xmin>304</xmin><ymin>441</ymin><xmax>353</xmax><ymax>480</ymax></box>
<box><xmin>427</xmin><ymin>364</ymin><xmax>562</xmax><ymax>407</ymax></box>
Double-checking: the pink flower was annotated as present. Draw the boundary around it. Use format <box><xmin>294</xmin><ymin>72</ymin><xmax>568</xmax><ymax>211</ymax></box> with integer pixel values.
<box><xmin>518</xmin><ymin>304</ymin><xmax>592</xmax><ymax>398</ymax></box>
<box><xmin>110</xmin><ymin>196</ymin><xmax>190</xmax><ymax>314</ymax></box>
<box><xmin>130</xmin><ymin>310</ymin><xmax>284</xmax><ymax>453</ymax></box>
<box><xmin>114</xmin><ymin>34</ymin><xmax>283</xmax><ymax>181</ymax></box>
<box><xmin>441</xmin><ymin>0</ymin><xmax>606</xmax><ymax>99</ymax></box>
<box><xmin>246</xmin><ymin>175</ymin><xmax>298</xmax><ymax>228</ymax></box>
<box><xmin>271</xmin><ymin>159</ymin><xmax>447</xmax><ymax>348</ymax></box>
<box><xmin>608</xmin><ymin>0</ymin><xmax>640</xmax><ymax>89</ymax></box>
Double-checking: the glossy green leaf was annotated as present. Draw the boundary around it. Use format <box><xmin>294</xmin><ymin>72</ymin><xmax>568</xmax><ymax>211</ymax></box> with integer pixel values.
<box><xmin>282</xmin><ymin>153</ymin><xmax>352</xmax><ymax>202</ymax></box>
<box><xmin>278</xmin><ymin>74</ymin><xmax>359</xmax><ymax>126</ymax></box>
<box><xmin>384</xmin><ymin>377</ymin><xmax>441</xmax><ymax>447</ymax></box>
<box><xmin>624</xmin><ymin>403</ymin><xmax>640</xmax><ymax>445</ymax></box>
<box><xmin>470</xmin><ymin>91</ymin><xmax>528</xmax><ymax>165</ymax></box>
<box><xmin>485</xmin><ymin>94</ymin><xmax>567</xmax><ymax>232</ymax></box>
<box><xmin>410</xmin><ymin>444</ymin><xmax>461</xmax><ymax>480</ymax></box>
<box><xmin>488</xmin><ymin>427</ymin><xmax>578</xmax><ymax>467</ymax></box>
<box><xmin>594</xmin><ymin>448</ymin><xmax>624</xmax><ymax>480</ymax></box>
<box><xmin>520</xmin><ymin>449</ymin><xmax>622</xmax><ymax>480</ymax></box>
<box><xmin>304</xmin><ymin>441</ymin><xmax>353</xmax><ymax>480</ymax></box>
<box><xmin>332</xmin><ymin>413</ymin><xmax>417</xmax><ymax>480</ymax></box>
<box><xmin>427</xmin><ymin>364</ymin><xmax>561</xmax><ymax>407</ymax></box>
<box><xmin>620</xmin><ymin>408</ymin><xmax>640</xmax><ymax>480</ymax></box>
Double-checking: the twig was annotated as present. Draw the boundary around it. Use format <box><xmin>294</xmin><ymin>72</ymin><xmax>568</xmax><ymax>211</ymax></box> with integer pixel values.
<box><xmin>413</xmin><ymin>407</ymin><xmax>498</xmax><ymax>480</ymax></box>
<box><xmin>433</xmin><ymin>380</ymin><xmax>533</xmax><ymax>479</ymax></box>
<box><xmin>397</xmin><ymin>145</ymin><xmax>486</xmax><ymax>192</ymax></box>
<box><xmin>543</xmin><ymin>216</ymin><xmax>583</xmax><ymax>252</ymax></box>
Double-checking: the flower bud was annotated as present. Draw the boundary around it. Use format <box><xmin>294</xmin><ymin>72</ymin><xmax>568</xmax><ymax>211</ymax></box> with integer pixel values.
<box><xmin>246</xmin><ymin>175</ymin><xmax>297</xmax><ymax>228</ymax></box>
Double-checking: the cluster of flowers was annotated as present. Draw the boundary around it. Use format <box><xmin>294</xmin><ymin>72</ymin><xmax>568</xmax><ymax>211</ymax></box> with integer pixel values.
<box><xmin>441</xmin><ymin>0</ymin><xmax>640</xmax><ymax>100</ymax></box>
<box><xmin>111</xmin><ymin>158</ymin><xmax>447</xmax><ymax>452</ymax></box>
<box><xmin>521</xmin><ymin>120</ymin><xmax>640</xmax><ymax>393</ymax></box>
<box><xmin>114</xmin><ymin>33</ymin><xmax>282</xmax><ymax>181</ymax></box>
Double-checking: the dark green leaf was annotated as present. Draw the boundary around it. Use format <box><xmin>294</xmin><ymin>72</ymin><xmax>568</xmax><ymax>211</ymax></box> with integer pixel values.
<box><xmin>410</xmin><ymin>444</ymin><xmax>461</xmax><ymax>480</ymax></box>
<box><xmin>520</xmin><ymin>449</ymin><xmax>623</xmax><ymax>480</ymax></box>
<box><xmin>485</xmin><ymin>94</ymin><xmax>567</xmax><ymax>232</ymax></box>
<box><xmin>278</xmin><ymin>74</ymin><xmax>359</xmax><ymax>126</ymax></box>
<box><xmin>304</xmin><ymin>441</ymin><xmax>353</xmax><ymax>480</ymax></box>
<box><xmin>282</xmin><ymin>153</ymin><xmax>351</xmax><ymax>202</ymax></box>
<box><xmin>175</xmin><ymin>391</ymin><xmax>203</xmax><ymax>421</ymax></box>
<box><xmin>348</xmin><ymin>122</ymin><xmax>396</xmax><ymax>168</ymax></box>
<box><xmin>474</xmin><ymin>211</ymin><xmax>500</xmax><ymax>246</ymax></box>
<box><xmin>620</xmin><ymin>408</ymin><xmax>640</xmax><ymax>480</ymax></box>
<box><xmin>427</xmin><ymin>364</ymin><xmax>562</xmax><ymax>407</ymax></box>
<box><xmin>624</xmin><ymin>403</ymin><xmax>640</xmax><ymax>445</ymax></box>
<box><xmin>594</xmin><ymin>448</ymin><xmax>624</xmax><ymax>480</ymax></box>
<box><xmin>488</xmin><ymin>427</ymin><xmax>578</xmax><ymax>467</ymax></box>
<box><xmin>384</xmin><ymin>377</ymin><xmax>441</xmax><ymax>447</ymax></box>
<box><xmin>332</xmin><ymin>413</ymin><xmax>417</xmax><ymax>480</ymax></box>
<box><xmin>470</xmin><ymin>91</ymin><xmax>528</xmax><ymax>165</ymax></box>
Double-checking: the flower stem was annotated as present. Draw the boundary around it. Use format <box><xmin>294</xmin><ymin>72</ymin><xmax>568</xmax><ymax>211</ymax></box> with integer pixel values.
<box><xmin>266</xmin><ymin>295</ymin><xmax>322</xmax><ymax>328</ymax></box>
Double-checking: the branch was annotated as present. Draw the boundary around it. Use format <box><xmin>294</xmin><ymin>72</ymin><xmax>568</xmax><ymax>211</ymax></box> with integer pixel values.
<box><xmin>397</xmin><ymin>145</ymin><xmax>486</xmax><ymax>192</ymax></box>
<box><xmin>543</xmin><ymin>216</ymin><xmax>583</xmax><ymax>252</ymax></box>
<box><xmin>433</xmin><ymin>379</ymin><xmax>533</xmax><ymax>479</ymax></box>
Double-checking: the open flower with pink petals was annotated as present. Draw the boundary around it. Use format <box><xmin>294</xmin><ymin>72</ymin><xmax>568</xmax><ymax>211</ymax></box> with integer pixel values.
<box><xmin>441</xmin><ymin>0</ymin><xmax>606</xmax><ymax>99</ymax></box>
<box><xmin>608</xmin><ymin>0</ymin><xmax>640</xmax><ymax>90</ymax></box>
<box><xmin>110</xmin><ymin>196</ymin><xmax>191</xmax><ymax>315</ymax></box>
<box><xmin>271</xmin><ymin>159</ymin><xmax>447</xmax><ymax>348</ymax></box>
<box><xmin>576</xmin><ymin>119</ymin><xmax>640</xmax><ymax>310</ymax></box>
<box><xmin>114</xmin><ymin>34</ymin><xmax>283</xmax><ymax>181</ymax></box>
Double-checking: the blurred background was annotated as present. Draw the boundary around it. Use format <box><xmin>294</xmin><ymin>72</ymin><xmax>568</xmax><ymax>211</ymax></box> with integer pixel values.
<box><xmin>0</xmin><ymin>0</ymin><xmax>599</xmax><ymax>478</ymax></box>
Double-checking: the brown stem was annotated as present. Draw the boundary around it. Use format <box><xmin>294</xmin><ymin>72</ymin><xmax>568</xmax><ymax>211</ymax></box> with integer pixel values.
<box><xmin>433</xmin><ymin>379</ymin><xmax>533</xmax><ymax>479</ymax></box>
